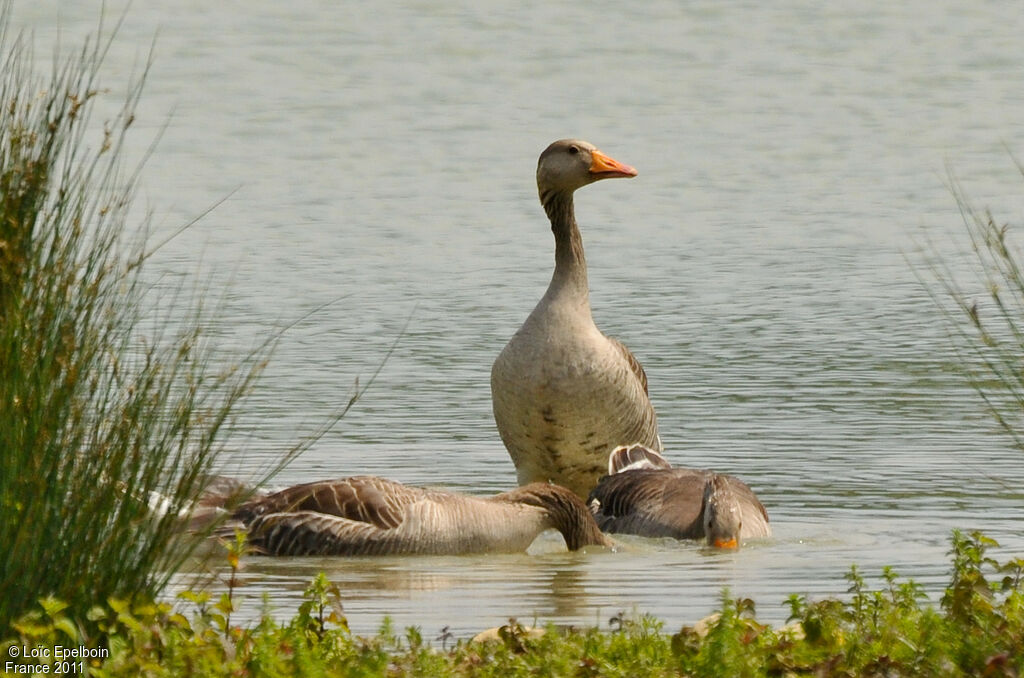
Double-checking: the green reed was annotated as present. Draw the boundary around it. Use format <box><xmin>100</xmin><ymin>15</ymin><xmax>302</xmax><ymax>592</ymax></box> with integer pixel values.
<box><xmin>0</xmin><ymin>4</ymin><xmax>351</xmax><ymax>634</ymax></box>
<box><xmin>923</xmin><ymin>159</ymin><xmax>1024</xmax><ymax>450</ymax></box>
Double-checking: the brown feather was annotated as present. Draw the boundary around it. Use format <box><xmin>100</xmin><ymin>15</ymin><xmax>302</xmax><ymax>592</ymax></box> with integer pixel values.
<box><xmin>588</xmin><ymin>456</ymin><xmax>770</xmax><ymax>544</ymax></box>
<box><xmin>230</xmin><ymin>477</ymin><xmax>613</xmax><ymax>556</ymax></box>
<box><xmin>608</xmin><ymin>337</ymin><xmax>649</xmax><ymax>395</ymax></box>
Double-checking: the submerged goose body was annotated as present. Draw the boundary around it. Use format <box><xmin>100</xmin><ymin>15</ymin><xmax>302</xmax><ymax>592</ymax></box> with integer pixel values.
<box><xmin>587</xmin><ymin>446</ymin><xmax>770</xmax><ymax>548</ymax></box>
<box><xmin>224</xmin><ymin>476</ymin><xmax>612</xmax><ymax>556</ymax></box>
<box><xmin>491</xmin><ymin>140</ymin><xmax>661</xmax><ymax>498</ymax></box>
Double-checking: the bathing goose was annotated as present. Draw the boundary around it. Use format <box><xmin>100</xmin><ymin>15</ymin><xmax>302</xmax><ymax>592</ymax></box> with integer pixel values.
<box><xmin>220</xmin><ymin>476</ymin><xmax>612</xmax><ymax>556</ymax></box>
<box><xmin>587</xmin><ymin>445</ymin><xmax>770</xmax><ymax>548</ymax></box>
<box><xmin>491</xmin><ymin>140</ymin><xmax>662</xmax><ymax>498</ymax></box>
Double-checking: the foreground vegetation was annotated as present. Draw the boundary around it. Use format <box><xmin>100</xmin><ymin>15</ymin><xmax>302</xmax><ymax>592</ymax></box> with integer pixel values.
<box><xmin>0</xmin><ymin>3</ymin><xmax>349</xmax><ymax>635</ymax></box>
<box><xmin>2</xmin><ymin>530</ymin><xmax>1022</xmax><ymax>676</ymax></box>
<box><xmin>926</xmin><ymin>160</ymin><xmax>1024</xmax><ymax>449</ymax></box>
<box><xmin>0</xmin><ymin>2</ymin><xmax>252</xmax><ymax>631</ymax></box>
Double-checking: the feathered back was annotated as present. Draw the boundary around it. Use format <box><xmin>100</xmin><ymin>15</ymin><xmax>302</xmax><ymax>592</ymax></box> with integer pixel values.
<box><xmin>233</xmin><ymin>476</ymin><xmax>412</xmax><ymax>528</ymax></box>
<box><xmin>589</xmin><ymin>448</ymin><xmax>771</xmax><ymax>545</ymax></box>
<box><xmin>228</xmin><ymin>477</ymin><xmax>613</xmax><ymax>556</ymax></box>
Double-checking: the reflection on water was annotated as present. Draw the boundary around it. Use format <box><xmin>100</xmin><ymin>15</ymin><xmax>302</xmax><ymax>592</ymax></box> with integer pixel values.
<box><xmin>14</xmin><ymin>0</ymin><xmax>1024</xmax><ymax>637</ymax></box>
<box><xmin>176</xmin><ymin>514</ymin><xmax>971</xmax><ymax>638</ymax></box>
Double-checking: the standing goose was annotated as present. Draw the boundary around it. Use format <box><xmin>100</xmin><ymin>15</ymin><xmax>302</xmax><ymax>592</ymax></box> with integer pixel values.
<box><xmin>217</xmin><ymin>476</ymin><xmax>612</xmax><ymax>556</ymax></box>
<box><xmin>587</xmin><ymin>445</ymin><xmax>770</xmax><ymax>548</ymax></box>
<box><xmin>491</xmin><ymin>139</ymin><xmax>661</xmax><ymax>498</ymax></box>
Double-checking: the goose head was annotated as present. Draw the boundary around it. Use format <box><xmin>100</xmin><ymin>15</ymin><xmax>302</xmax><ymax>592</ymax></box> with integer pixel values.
<box><xmin>503</xmin><ymin>482</ymin><xmax>614</xmax><ymax>550</ymax></box>
<box><xmin>702</xmin><ymin>475</ymin><xmax>743</xmax><ymax>549</ymax></box>
<box><xmin>536</xmin><ymin>139</ymin><xmax>637</xmax><ymax>198</ymax></box>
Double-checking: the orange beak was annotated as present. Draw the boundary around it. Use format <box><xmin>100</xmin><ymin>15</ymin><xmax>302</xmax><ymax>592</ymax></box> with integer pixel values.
<box><xmin>712</xmin><ymin>537</ymin><xmax>739</xmax><ymax>549</ymax></box>
<box><xmin>589</xmin><ymin>149</ymin><xmax>638</xmax><ymax>179</ymax></box>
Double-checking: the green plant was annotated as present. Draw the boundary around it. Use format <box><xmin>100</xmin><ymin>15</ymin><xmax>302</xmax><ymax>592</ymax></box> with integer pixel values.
<box><xmin>0</xmin><ymin>2</ymin><xmax>259</xmax><ymax>634</ymax></box>
<box><xmin>924</xmin><ymin>160</ymin><xmax>1024</xmax><ymax>450</ymax></box>
<box><xmin>294</xmin><ymin>572</ymin><xmax>348</xmax><ymax>642</ymax></box>
<box><xmin>0</xmin><ymin>3</ymin><xmax>361</xmax><ymax>637</ymax></box>
<box><xmin>2</xmin><ymin>531</ymin><xmax>1022</xmax><ymax>676</ymax></box>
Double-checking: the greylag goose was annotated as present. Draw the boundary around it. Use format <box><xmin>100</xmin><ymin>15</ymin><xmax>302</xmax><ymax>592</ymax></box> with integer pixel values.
<box><xmin>217</xmin><ymin>476</ymin><xmax>612</xmax><ymax>556</ymax></box>
<box><xmin>587</xmin><ymin>445</ymin><xmax>770</xmax><ymax>548</ymax></box>
<box><xmin>491</xmin><ymin>139</ymin><xmax>662</xmax><ymax>498</ymax></box>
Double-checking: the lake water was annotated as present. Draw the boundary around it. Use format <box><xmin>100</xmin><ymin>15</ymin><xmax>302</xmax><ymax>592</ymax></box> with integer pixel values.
<box><xmin>12</xmin><ymin>0</ymin><xmax>1024</xmax><ymax>638</ymax></box>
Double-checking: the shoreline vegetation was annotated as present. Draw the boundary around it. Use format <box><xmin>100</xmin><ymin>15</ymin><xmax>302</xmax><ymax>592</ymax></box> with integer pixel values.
<box><xmin>0</xmin><ymin>0</ymin><xmax>349</xmax><ymax>645</ymax></box>
<box><xmin>3</xmin><ymin>5</ymin><xmax>1023</xmax><ymax>677</ymax></box>
<box><xmin>2</xmin><ymin>531</ymin><xmax>1022</xmax><ymax>676</ymax></box>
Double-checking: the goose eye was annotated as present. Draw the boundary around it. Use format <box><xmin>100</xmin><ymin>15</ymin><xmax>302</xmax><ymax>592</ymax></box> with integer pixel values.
<box><xmin>568</xmin><ymin>145</ymin><xmax>580</xmax><ymax>155</ymax></box>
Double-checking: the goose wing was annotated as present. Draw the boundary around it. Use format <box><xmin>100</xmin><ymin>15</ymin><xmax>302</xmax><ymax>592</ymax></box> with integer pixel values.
<box><xmin>245</xmin><ymin>510</ymin><xmax>415</xmax><ymax>556</ymax></box>
<box><xmin>608</xmin><ymin>337</ymin><xmax>649</xmax><ymax>395</ymax></box>
<box><xmin>588</xmin><ymin>468</ymin><xmax>710</xmax><ymax>539</ymax></box>
<box><xmin>235</xmin><ymin>476</ymin><xmax>424</xmax><ymax>529</ymax></box>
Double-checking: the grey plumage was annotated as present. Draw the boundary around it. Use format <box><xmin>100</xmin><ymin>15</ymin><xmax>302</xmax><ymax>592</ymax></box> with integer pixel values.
<box><xmin>491</xmin><ymin>140</ymin><xmax>662</xmax><ymax>498</ymax></box>
<box><xmin>588</xmin><ymin>446</ymin><xmax>770</xmax><ymax>547</ymax></box>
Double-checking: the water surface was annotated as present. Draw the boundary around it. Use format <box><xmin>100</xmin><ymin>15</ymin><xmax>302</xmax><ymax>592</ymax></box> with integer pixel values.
<box><xmin>13</xmin><ymin>0</ymin><xmax>1024</xmax><ymax>637</ymax></box>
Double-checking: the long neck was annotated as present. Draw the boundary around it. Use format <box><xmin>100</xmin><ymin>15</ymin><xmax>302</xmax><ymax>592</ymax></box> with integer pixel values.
<box><xmin>540</xmin><ymin>189</ymin><xmax>588</xmax><ymax>300</ymax></box>
<box><xmin>499</xmin><ymin>483</ymin><xmax>612</xmax><ymax>551</ymax></box>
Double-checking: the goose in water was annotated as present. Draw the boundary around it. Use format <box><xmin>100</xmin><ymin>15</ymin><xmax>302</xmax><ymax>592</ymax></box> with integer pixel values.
<box><xmin>587</xmin><ymin>445</ymin><xmax>770</xmax><ymax>548</ymax></box>
<box><xmin>212</xmin><ymin>476</ymin><xmax>612</xmax><ymax>556</ymax></box>
<box><xmin>491</xmin><ymin>140</ymin><xmax>662</xmax><ymax>499</ymax></box>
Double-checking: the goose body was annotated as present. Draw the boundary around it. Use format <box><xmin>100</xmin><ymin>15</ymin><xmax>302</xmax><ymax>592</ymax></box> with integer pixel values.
<box><xmin>223</xmin><ymin>476</ymin><xmax>612</xmax><ymax>556</ymax></box>
<box><xmin>587</xmin><ymin>446</ymin><xmax>770</xmax><ymax>548</ymax></box>
<box><xmin>491</xmin><ymin>140</ymin><xmax>661</xmax><ymax>498</ymax></box>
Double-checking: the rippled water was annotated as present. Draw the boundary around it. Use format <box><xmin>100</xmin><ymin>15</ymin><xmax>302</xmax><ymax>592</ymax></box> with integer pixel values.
<box><xmin>13</xmin><ymin>0</ymin><xmax>1024</xmax><ymax>637</ymax></box>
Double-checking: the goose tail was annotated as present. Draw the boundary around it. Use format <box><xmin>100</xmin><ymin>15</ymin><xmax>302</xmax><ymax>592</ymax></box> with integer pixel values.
<box><xmin>607</xmin><ymin>444</ymin><xmax>672</xmax><ymax>475</ymax></box>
